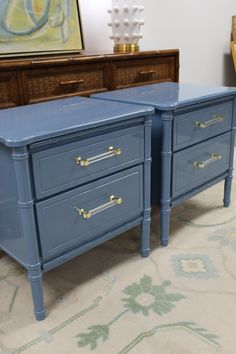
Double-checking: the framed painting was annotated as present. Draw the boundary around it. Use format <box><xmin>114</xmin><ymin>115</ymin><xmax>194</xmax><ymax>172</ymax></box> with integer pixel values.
<box><xmin>0</xmin><ymin>0</ymin><xmax>84</xmax><ymax>57</ymax></box>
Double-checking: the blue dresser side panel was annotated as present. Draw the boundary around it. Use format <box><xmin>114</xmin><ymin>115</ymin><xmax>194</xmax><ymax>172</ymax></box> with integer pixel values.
<box><xmin>0</xmin><ymin>144</ymin><xmax>26</xmax><ymax>264</ymax></box>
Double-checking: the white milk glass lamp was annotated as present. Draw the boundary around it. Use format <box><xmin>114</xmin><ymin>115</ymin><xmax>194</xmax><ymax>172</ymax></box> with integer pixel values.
<box><xmin>108</xmin><ymin>0</ymin><xmax>144</xmax><ymax>53</ymax></box>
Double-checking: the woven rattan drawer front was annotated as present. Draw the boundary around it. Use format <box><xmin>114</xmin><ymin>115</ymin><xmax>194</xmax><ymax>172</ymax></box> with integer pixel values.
<box><xmin>0</xmin><ymin>72</ymin><xmax>19</xmax><ymax>109</ymax></box>
<box><xmin>114</xmin><ymin>57</ymin><xmax>175</xmax><ymax>89</ymax></box>
<box><xmin>23</xmin><ymin>63</ymin><xmax>109</xmax><ymax>104</ymax></box>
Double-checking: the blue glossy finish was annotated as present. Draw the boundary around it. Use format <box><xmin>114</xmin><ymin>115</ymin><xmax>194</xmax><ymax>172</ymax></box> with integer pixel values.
<box><xmin>224</xmin><ymin>97</ymin><xmax>236</xmax><ymax>207</ymax></box>
<box><xmin>141</xmin><ymin>114</ymin><xmax>152</xmax><ymax>257</ymax></box>
<box><xmin>172</xmin><ymin>132</ymin><xmax>231</xmax><ymax>198</ymax></box>
<box><xmin>172</xmin><ymin>172</ymin><xmax>228</xmax><ymax>208</ymax></box>
<box><xmin>36</xmin><ymin>166</ymin><xmax>143</xmax><ymax>261</ymax></box>
<box><xmin>93</xmin><ymin>82</ymin><xmax>236</xmax><ymax>246</ymax></box>
<box><xmin>11</xmin><ymin>146</ymin><xmax>45</xmax><ymax>320</ymax></box>
<box><xmin>160</xmin><ymin>111</ymin><xmax>173</xmax><ymax>247</ymax></box>
<box><xmin>93</xmin><ymin>82</ymin><xmax>236</xmax><ymax>110</ymax></box>
<box><xmin>173</xmin><ymin>100</ymin><xmax>233</xmax><ymax>151</ymax></box>
<box><xmin>0</xmin><ymin>145</ymin><xmax>26</xmax><ymax>264</ymax></box>
<box><xmin>44</xmin><ymin>217</ymin><xmax>143</xmax><ymax>272</ymax></box>
<box><xmin>32</xmin><ymin>125</ymin><xmax>144</xmax><ymax>199</ymax></box>
<box><xmin>0</xmin><ymin>97</ymin><xmax>152</xmax><ymax>320</ymax></box>
<box><xmin>0</xmin><ymin>96</ymin><xmax>153</xmax><ymax>147</ymax></box>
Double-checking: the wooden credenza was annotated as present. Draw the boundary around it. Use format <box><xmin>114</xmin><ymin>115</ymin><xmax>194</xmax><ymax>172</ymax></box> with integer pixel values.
<box><xmin>0</xmin><ymin>50</ymin><xmax>179</xmax><ymax>109</ymax></box>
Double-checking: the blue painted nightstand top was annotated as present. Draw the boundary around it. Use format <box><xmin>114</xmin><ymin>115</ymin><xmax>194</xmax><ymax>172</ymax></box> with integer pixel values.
<box><xmin>0</xmin><ymin>96</ymin><xmax>154</xmax><ymax>147</ymax></box>
<box><xmin>93</xmin><ymin>82</ymin><xmax>236</xmax><ymax>111</ymax></box>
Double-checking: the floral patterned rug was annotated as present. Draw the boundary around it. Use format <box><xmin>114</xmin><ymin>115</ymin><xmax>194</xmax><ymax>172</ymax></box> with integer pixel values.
<box><xmin>0</xmin><ymin>178</ymin><xmax>236</xmax><ymax>354</ymax></box>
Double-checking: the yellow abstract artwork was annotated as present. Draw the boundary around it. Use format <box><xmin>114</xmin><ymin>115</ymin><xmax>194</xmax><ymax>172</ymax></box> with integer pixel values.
<box><xmin>0</xmin><ymin>0</ymin><xmax>84</xmax><ymax>56</ymax></box>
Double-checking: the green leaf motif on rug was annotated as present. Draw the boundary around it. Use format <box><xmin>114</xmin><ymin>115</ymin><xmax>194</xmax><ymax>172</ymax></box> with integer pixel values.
<box><xmin>122</xmin><ymin>275</ymin><xmax>185</xmax><ymax>316</ymax></box>
<box><xmin>76</xmin><ymin>275</ymin><xmax>185</xmax><ymax>350</ymax></box>
<box><xmin>76</xmin><ymin>325</ymin><xmax>109</xmax><ymax>350</ymax></box>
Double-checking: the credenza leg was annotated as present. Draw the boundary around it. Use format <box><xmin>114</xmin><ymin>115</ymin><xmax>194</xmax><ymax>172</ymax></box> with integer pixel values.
<box><xmin>28</xmin><ymin>266</ymin><xmax>46</xmax><ymax>321</ymax></box>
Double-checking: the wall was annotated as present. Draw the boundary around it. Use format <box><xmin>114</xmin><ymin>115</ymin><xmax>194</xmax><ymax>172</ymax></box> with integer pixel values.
<box><xmin>79</xmin><ymin>0</ymin><xmax>236</xmax><ymax>86</ymax></box>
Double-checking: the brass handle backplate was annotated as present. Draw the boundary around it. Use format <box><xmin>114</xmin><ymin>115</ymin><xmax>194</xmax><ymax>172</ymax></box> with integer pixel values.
<box><xmin>194</xmin><ymin>153</ymin><xmax>222</xmax><ymax>169</ymax></box>
<box><xmin>139</xmin><ymin>70</ymin><xmax>156</xmax><ymax>76</ymax></box>
<box><xmin>75</xmin><ymin>195</ymin><xmax>123</xmax><ymax>219</ymax></box>
<box><xmin>76</xmin><ymin>146</ymin><xmax>121</xmax><ymax>167</ymax></box>
<box><xmin>59</xmin><ymin>79</ymin><xmax>84</xmax><ymax>86</ymax></box>
<box><xmin>195</xmin><ymin>115</ymin><xmax>224</xmax><ymax>129</ymax></box>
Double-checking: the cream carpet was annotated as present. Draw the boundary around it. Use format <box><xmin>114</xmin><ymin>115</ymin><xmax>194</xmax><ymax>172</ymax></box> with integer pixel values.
<box><xmin>0</xmin><ymin>179</ymin><xmax>236</xmax><ymax>354</ymax></box>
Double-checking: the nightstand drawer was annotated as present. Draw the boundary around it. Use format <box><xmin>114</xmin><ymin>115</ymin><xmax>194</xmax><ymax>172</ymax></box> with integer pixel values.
<box><xmin>36</xmin><ymin>166</ymin><xmax>143</xmax><ymax>260</ymax></box>
<box><xmin>32</xmin><ymin>125</ymin><xmax>144</xmax><ymax>198</ymax></box>
<box><xmin>172</xmin><ymin>132</ymin><xmax>231</xmax><ymax>198</ymax></box>
<box><xmin>173</xmin><ymin>100</ymin><xmax>233</xmax><ymax>150</ymax></box>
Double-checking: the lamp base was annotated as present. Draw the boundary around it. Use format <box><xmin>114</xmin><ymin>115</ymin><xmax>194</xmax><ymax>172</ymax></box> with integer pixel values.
<box><xmin>114</xmin><ymin>44</ymin><xmax>139</xmax><ymax>53</ymax></box>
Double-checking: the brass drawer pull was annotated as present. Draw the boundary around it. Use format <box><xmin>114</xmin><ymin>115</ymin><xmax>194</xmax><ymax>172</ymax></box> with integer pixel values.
<box><xmin>194</xmin><ymin>153</ymin><xmax>222</xmax><ymax>169</ymax></box>
<box><xmin>195</xmin><ymin>115</ymin><xmax>224</xmax><ymax>129</ymax></box>
<box><xmin>75</xmin><ymin>195</ymin><xmax>123</xmax><ymax>219</ymax></box>
<box><xmin>139</xmin><ymin>70</ymin><xmax>156</xmax><ymax>76</ymax></box>
<box><xmin>59</xmin><ymin>79</ymin><xmax>85</xmax><ymax>86</ymax></box>
<box><xmin>76</xmin><ymin>146</ymin><xmax>121</xmax><ymax>167</ymax></box>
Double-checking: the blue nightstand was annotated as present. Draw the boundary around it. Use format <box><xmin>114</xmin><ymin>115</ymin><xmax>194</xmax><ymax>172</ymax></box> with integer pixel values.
<box><xmin>93</xmin><ymin>82</ymin><xmax>236</xmax><ymax>246</ymax></box>
<box><xmin>0</xmin><ymin>97</ymin><xmax>153</xmax><ymax>320</ymax></box>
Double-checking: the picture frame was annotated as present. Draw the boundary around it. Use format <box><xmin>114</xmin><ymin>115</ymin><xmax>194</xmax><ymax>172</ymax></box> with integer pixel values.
<box><xmin>0</xmin><ymin>0</ymin><xmax>84</xmax><ymax>58</ymax></box>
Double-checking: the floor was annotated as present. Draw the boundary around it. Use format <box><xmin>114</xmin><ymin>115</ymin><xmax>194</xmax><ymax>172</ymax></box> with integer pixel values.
<box><xmin>0</xmin><ymin>177</ymin><xmax>236</xmax><ymax>354</ymax></box>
